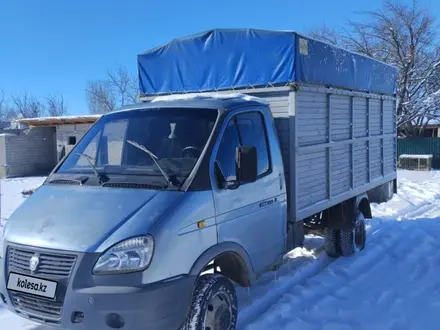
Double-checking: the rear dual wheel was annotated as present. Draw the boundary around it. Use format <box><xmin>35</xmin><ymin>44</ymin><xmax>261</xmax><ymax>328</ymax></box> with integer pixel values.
<box><xmin>324</xmin><ymin>213</ymin><xmax>366</xmax><ymax>257</ymax></box>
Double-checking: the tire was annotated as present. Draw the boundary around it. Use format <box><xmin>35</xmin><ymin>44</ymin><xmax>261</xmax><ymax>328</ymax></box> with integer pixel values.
<box><xmin>384</xmin><ymin>180</ymin><xmax>394</xmax><ymax>202</ymax></box>
<box><xmin>324</xmin><ymin>228</ymin><xmax>340</xmax><ymax>258</ymax></box>
<box><xmin>339</xmin><ymin>213</ymin><xmax>366</xmax><ymax>256</ymax></box>
<box><xmin>181</xmin><ymin>274</ymin><xmax>237</xmax><ymax>330</ymax></box>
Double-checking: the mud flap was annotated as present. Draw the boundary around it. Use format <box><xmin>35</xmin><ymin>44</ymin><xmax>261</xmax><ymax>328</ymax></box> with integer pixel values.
<box><xmin>286</xmin><ymin>220</ymin><xmax>305</xmax><ymax>251</ymax></box>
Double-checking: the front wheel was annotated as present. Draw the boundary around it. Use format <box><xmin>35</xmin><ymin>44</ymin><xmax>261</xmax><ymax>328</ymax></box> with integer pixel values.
<box><xmin>181</xmin><ymin>274</ymin><xmax>237</xmax><ymax>330</ymax></box>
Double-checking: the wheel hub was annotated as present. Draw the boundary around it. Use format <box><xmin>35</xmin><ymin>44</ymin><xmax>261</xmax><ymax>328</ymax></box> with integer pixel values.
<box><xmin>217</xmin><ymin>305</ymin><xmax>231</xmax><ymax>329</ymax></box>
<box><xmin>204</xmin><ymin>292</ymin><xmax>232</xmax><ymax>330</ymax></box>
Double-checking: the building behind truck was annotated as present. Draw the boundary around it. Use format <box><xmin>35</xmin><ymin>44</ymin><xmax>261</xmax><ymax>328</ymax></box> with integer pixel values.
<box><xmin>0</xmin><ymin>115</ymin><xmax>101</xmax><ymax>178</ymax></box>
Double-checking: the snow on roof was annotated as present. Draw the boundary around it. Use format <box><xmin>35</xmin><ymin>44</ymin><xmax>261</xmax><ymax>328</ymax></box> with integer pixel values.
<box><xmin>423</xmin><ymin>117</ymin><xmax>440</xmax><ymax>126</ymax></box>
<box><xmin>399</xmin><ymin>154</ymin><xmax>433</xmax><ymax>159</ymax></box>
<box><xmin>150</xmin><ymin>92</ymin><xmax>269</xmax><ymax>105</ymax></box>
<box><xmin>17</xmin><ymin>114</ymin><xmax>102</xmax><ymax>127</ymax></box>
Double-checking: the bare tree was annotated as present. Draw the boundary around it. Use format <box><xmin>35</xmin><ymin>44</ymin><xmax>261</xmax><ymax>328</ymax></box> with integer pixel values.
<box><xmin>107</xmin><ymin>66</ymin><xmax>138</xmax><ymax>106</ymax></box>
<box><xmin>310</xmin><ymin>0</ymin><xmax>440</xmax><ymax>136</ymax></box>
<box><xmin>309</xmin><ymin>25</ymin><xmax>344</xmax><ymax>47</ymax></box>
<box><xmin>45</xmin><ymin>94</ymin><xmax>68</xmax><ymax>116</ymax></box>
<box><xmin>0</xmin><ymin>89</ymin><xmax>4</xmax><ymax>111</ymax></box>
<box><xmin>86</xmin><ymin>66</ymin><xmax>138</xmax><ymax>114</ymax></box>
<box><xmin>11</xmin><ymin>92</ymin><xmax>45</xmax><ymax>118</ymax></box>
<box><xmin>0</xmin><ymin>89</ymin><xmax>5</xmax><ymax>121</ymax></box>
<box><xmin>86</xmin><ymin>80</ymin><xmax>116</xmax><ymax>114</ymax></box>
<box><xmin>0</xmin><ymin>90</ymin><xmax>70</xmax><ymax>122</ymax></box>
<box><xmin>0</xmin><ymin>89</ymin><xmax>18</xmax><ymax>122</ymax></box>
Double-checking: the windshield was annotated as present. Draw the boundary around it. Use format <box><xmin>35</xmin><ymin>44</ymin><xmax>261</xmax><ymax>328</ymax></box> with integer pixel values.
<box><xmin>56</xmin><ymin>107</ymin><xmax>218</xmax><ymax>185</ymax></box>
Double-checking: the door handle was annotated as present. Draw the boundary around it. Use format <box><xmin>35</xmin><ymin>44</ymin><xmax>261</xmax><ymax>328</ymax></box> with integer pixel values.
<box><xmin>279</xmin><ymin>173</ymin><xmax>283</xmax><ymax>190</ymax></box>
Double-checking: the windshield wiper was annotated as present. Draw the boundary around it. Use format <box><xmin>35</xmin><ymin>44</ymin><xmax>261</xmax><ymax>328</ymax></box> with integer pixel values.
<box><xmin>75</xmin><ymin>153</ymin><xmax>108</xmax><ymax>183</ymax></box>
<box><xmin>127</xmin><ymin>140</ymin><xmax>174</xmax><ymax>186</ymax></box>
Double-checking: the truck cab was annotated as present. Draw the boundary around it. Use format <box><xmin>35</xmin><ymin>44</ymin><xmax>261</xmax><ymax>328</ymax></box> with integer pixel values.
<box><xmin>0</xmin><ymin>95</ymin><xmax>290</xmax><ymax>330</ymax></box>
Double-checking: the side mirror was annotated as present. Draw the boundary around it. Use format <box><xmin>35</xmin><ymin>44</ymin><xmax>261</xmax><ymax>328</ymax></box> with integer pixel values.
<box><xmin>236</xmin><ymin>146</ymin><xmax>257</xmax><ymax>184</ymax></box>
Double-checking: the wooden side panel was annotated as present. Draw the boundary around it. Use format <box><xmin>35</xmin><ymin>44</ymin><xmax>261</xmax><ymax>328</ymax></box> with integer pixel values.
<box><xmin>331</xmin><ymin>145</ymin><xmax>351</xmax><ymax>196</ymax></box>
<box><xmin>297</xmin><ymin>92</ymin><xmax>328</xmax><ymax>147</ymax></box>
<box><xmin>297</xmin><ymin>149</ymin><xmax>328</xmax><ymax>209</ymax></box>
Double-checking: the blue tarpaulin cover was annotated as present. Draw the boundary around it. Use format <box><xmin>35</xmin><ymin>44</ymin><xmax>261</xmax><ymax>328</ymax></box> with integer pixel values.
<box><xmin>138</xmin><ymin>29</ymin><xmax>397</xmax><ymax>96</ymax></box>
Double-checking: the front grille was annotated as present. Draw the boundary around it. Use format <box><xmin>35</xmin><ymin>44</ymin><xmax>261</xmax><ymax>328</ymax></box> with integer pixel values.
<box><xmin>102</xmin><ymin>182</ymin><xmax>165</xmax><ymax>189</ymax></box>
<box><xmin>11</xmin><ymin>292</ymin><xmax>62</xmax><ymax>321</ymax></box>
<box><xmin>48</xmin><ymin>179</ymin><xmax>83</xmax><ymax>185</ymax></box>
<box><xmin>7</xmin><ymin>246</ymin><xmax>78</xmax><ymax>322</ymax></box>
<box><xmin>8</xmin><ymin>247</ymin><xmax>76</xmax><ymax>277</ymax></box>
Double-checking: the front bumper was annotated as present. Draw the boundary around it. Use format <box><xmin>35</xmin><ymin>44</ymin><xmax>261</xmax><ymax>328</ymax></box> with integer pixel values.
<box><xmin>0</xmin><ymin>244</ymin><xmax>195</xmax><ymax>330</ymax></box>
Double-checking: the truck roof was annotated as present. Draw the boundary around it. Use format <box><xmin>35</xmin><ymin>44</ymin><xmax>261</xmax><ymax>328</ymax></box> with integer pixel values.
<box><xmin>138</xmin><ymin>28</ymin><xmax>398</xmax><ymax>97</ymax></box>
<box><xmin>111</xmin><ymin>93</ymin><xmax>268</xmax><ymax>115</ymax></box>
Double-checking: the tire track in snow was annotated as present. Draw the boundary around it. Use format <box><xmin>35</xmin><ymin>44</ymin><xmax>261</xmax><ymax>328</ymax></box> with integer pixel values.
<box><xmin>237</xmin><ymin>219</ymin><xmax>398</xmax><ymax>329</ymax></box>
<box><xmin>240</xmin><ymin>220</ymin><xmax>403</xmax><ymax>329</ymax></box>
<box><xmin>237</xmin><ymin>251</ymin><xmax>334</xmax><ymax>328</ymax></box>
<box><xmin>240</xmin><ymin>180</ymin><xmax>440</xmax><ymax>330</ymax></box>
<box><xmin>243</xmin><ymin>219</ymin><xmax>440</xmax><ymax>329</ymax></box>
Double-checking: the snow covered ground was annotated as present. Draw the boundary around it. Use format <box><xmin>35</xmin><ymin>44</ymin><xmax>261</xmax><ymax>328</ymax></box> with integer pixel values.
<box><xmin>0</xmin><ymin>177</ymin><xmax>46</xmax><ymax>253</ymax></box>
<box><xmin>1</xmin><ymin>171</ymin><xmax>440</xmax><ymax>329</ymax></box>
<box><xmin>0</xmin><ymin>177</ymin><xmax>46</xmax><ymax>329</ymax></box>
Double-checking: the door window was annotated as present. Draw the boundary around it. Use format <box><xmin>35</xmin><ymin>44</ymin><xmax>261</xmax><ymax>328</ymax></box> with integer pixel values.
<box><xmin>236</xmin><ymin>112</ymin><xmax>270</xmax><ymax>176</ymax></box>
<box><xmin>215</xmin><ymin>111</ymin><xmax>271</xmax><ymax>183</ymax></box>
<box><xmin>215</xmin><ymin>120</ymin><xmax>240</xmax><ymax>181</ymax></box>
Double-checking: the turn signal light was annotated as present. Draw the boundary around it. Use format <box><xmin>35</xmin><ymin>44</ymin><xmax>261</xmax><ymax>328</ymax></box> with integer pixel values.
<box><xmin>197</xmin><ymin>220</ymin><xmax>207</xmax><ymax>229</ymax></box>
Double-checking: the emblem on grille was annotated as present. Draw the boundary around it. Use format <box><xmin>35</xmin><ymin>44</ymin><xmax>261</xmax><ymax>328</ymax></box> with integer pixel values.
<box><xmin>29</xmin><ymin>255</ymin><xmax>39</xmax><ymax>272</ymax></box>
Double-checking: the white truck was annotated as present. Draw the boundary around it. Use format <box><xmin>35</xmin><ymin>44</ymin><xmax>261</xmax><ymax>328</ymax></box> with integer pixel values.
<box><xmin>1</xmin><ymin>29</ymin><xmax>397</xmax><ymax>330</ymax></box>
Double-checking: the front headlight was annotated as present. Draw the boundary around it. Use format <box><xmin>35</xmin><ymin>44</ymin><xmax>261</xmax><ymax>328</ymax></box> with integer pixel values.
<box><xmin>93</xmin><ymin>235</ymin><xmax>154</xmax><ymax>274</ymax></box>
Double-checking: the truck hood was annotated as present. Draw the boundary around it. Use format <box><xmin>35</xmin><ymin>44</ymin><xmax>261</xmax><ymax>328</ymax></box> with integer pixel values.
<box><xmin>4</xmin><ymin>184</ymin><xmax>182</xmax><ymax>253</ymax></box>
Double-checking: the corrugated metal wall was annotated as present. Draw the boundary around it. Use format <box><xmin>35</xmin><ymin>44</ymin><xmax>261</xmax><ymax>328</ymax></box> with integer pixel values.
<box><xmin>397</xmin><ymin>138</ymin><xmax>440</xmax><ymax>168</ymax></box>
<box><xmin>3</xmin><ymin>127</ymin><xmax>56</xmax><ymax>178</ymax></box>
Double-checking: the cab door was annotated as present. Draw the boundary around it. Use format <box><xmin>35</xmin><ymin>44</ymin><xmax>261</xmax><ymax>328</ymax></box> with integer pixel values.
<box><xmin>211</xmin><ymin>108</ymin><xmax>286</xmax><ymax>274</ymax></box>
